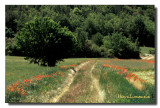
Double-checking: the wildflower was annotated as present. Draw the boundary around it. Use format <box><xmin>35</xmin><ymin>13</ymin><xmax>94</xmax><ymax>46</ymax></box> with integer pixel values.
<box><xmin>138</xmin><ymin>79</ymin><xmax>142</xmax><ymax>82</ymax></box>
<box><xmin>23</xmin><ymin>79</ymin><xmax>32</xmax><ymax>83</ymax></box>
<box><xmin>16</xmin><ymin>87</ymin><xmax>20</xmax><ymax>91</ymax></box>
<box><xmin>16</xmin><ymin>80</ymin><xmax>19</xmax><ymax>85</ymax></box>
<box><xmin>60</xmin><ymin>66</ymin><xmax>65</xmax><ymax>68</ymax></box>
<box><xmin>35</xmin><ymin>75</ymin><xmax>42</xmax><ymax>80</ymax></box>
<box><xmin>143</xmin><ymin>80</ymin><xmax>146</xmax><ymax>83</ymax></box>
<box><xmin>126</xmin><ymin>74</ymin><xmax>130</xmax><ymax>78</ymax></box>
<box><xmin>12</xmin><ymin>84</ymin><xmax>16</xmax><ymax>88</ymax></box>
<box><xmin>147</xmin><ymin>60</ymin><xmax>154</xmax><ymax>63</ymax></box>
<box><xmin>10</xmin><ymin>88</ymin><xmax>14</xmax><ymax>92</ymax></box>
<box><xmin>21</xmin><ymin>92</ymin><xmax>26</xmax><ymax>96</ymax></box>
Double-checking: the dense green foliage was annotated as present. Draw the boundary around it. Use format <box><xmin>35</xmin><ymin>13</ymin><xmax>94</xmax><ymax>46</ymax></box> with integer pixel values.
<box><xmin>103</xmin><ymin>33</ymin><xmax>140</xmax><ymax>58</ymax></box>
<box><xmin>5</xmin><ymin>5</ymin><xmax>155</xmax><ymax>64</ymax></box>
<box><xmin>16</xmin><ymin>17</ymin><xmax>77</xmax><ymax>66</ymax></box>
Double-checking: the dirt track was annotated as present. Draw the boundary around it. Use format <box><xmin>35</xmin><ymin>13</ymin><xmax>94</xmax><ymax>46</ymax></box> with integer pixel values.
<box><xmin>49</xmin><ymin>61</ymin><xmax>90</xmax><ymax>103</ymax></box>
<box><xmin>49</xmin><ymin>60</ymin><xmax>105</xmax><ymax>103</ymax></box>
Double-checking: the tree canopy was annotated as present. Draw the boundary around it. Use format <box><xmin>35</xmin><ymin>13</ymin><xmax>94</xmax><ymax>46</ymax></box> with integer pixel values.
<box><xmin>16</xmin><ymin>17</ymin><xmax>77</xmax><ymax>66</ymax></box>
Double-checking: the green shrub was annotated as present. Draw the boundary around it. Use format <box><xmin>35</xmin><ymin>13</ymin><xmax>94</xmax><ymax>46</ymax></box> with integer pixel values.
<box><xmin>103</xmin><ymin>33</ymin><xmax>140</xmax><ymax>59</ymax></box>
<box><xmin>5</xmin><ymin>37</ymin><xmax>21</xmax><ymax>56</ymax></box>
<box><xmin>5</xmin><ymin>37</ymin><xmax>14</xmax><ymax>55</ymax></box>
<box><xmin>16</xmin><ymin>17</ymin><xmax>77</xmax><ymax>66</ymax></box>
<box><xmin>149</xmin><ymin>49</ymin><xmax>155</xmax><ymax>54</ymax></box>
<box><xmin>99</xmin><ymin>46</ymin><xmax>114</xmax><ymax>58</ymax></box>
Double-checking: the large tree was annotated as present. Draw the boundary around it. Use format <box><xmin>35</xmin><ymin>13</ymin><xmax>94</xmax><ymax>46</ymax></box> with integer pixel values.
<box><xmin>16</xmin><ymin>17</ymin><xmax>77</xmax><ymax>66</ymax></box>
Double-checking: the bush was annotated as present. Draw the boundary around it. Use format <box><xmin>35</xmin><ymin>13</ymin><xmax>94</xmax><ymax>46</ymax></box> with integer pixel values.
<box><xmin>5</xmin><ymin>37</ymin><xmax>22</xmax><ymax>56</ymax></box>
<box><xmin>5</xmin><ymin>37</ymin><xmax>14</xmax><ymax>55</ymax></box>
<box><xmin>16</xmin><ymin>17</ymin><xmax>77</xmax><ymax>66</ymax></box>
<box><xmin>99</xmin><ymin>46</ymin><xmax>114</xmax><ymax>58</ymax></box>
<box><xmin>149</xmin><ymin>49</ymin><xmax>155</xmax><ymax>54</ymax></box>
<box><xmin>103</xmin><ymin>33</ymin><xmax>140</xmax><ymax>59</ymax></box>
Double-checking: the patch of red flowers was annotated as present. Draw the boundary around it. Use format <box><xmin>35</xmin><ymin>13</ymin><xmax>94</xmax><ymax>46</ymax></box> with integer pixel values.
<box><xmin>7</xmin><ymin>71</ymin><xmax>65</xmax><ymax>96</ymax></box>
<box><xmin>7</xmin><ymin>80</ymin><xmax>26</xmax><ymax>96</ymax></box>
<box><xmin>125</xmin><ymin>73</ymin><xmax>146</xmax><ymax>83</ymax></box>
<box><xmin>60</xmin><ymin>64</ymin><xmax>77</xmax><ymax>70</ymax></box>
<box><xmin>51</xmin><ymin>71</ymin><xmax>65</xmax><ymax>77</ymax></box>
<box><xmin>102</xmin><ymin>64</ymin><xmax>127</xmax><ymax>73</ymax></box>
<box><xmin>146</xmin><ymin>60</ymin><xmax>155</xmax><ymax>63</ymax></box>
<box><xmin>23</xmin><ymin>79</ymin><xmax>32</xmax><ymax>83</ymax></box>
<box><xmin>34</xmin><ymin>74</ymin><xmax>52</xmax><ymax>80</ymax></box>
<box><xmin>102</xmin><ymin>63</ymin><xmax>146</xmax><ymax>83</ymax></box>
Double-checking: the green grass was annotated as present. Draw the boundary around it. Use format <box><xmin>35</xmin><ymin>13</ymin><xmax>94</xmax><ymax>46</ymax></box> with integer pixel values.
<box><xmin>96</xmin><ymin>59</ymin><xmax>155</xmax><ymax>104</ymax></box>
<box><xmin>5</xmin><ymin>56</ymin><xmax>53</xmax><ymax>87</ymax></box>
<box><xmin>140</xmin><ymin>47</ymin><xmax>155</xmax><ymax>56</ymax></box>
<box><xmin>100</xmin><ymin>71</ymin><xmax>155</xmax><ymax>103</ymax></box>
<box><xmin>98</xmin><ymin>58</ymin><xmax>154</xmax><ymax>70</ymax></box>
<box><xmin>5</xmin><ymin>56</ymin><xmax>88</xmax><ymax>103</ymax></box>
<box><xmin>6</xmin><ymin>56</ymin><xmax>87</xmax><ymax>86</ymax></box>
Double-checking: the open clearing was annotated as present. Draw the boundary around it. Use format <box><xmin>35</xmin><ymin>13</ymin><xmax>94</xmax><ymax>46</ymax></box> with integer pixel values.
<box><xmin>5</xmin><ymin>56</ymin><xmax>155</xmax><ymax>103</ymax></box>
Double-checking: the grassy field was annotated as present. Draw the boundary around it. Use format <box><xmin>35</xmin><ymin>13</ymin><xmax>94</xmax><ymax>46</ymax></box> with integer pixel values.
<box><xmin>97</xmin><ymin>59</ymin><xmax>155</xmax><ymax>103</ymax></box>
<box><xmin>6</xmin><ymin>56</ymin><xmax>87</xmax><ymax>86</ymax></box>
<box><xmin>5</xmin><ymin>56</ymin><xmax>155</xmax><ymax>103</ymax></box>
<box><xmin>5</xmin><ymin>56</ymin><xmax>87</xmax><ymax>103</ymax></box>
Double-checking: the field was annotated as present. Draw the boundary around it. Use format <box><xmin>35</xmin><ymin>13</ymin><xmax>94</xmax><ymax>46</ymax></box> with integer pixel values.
<box><xmin>5</xmin><ymin>56</ymin><xmax>87</xmax><ymax>103</ymax></box>
<box><xmin>5</xmin><ymin>56</ymin><xmax>155</xmax><ymax>103</ymax></box>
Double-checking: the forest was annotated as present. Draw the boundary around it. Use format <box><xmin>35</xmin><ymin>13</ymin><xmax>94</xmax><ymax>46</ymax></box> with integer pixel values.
<box><xmin>5</xmin><ymin>5</ymin><xmax>155</xmax><ymax>66</ymax></box>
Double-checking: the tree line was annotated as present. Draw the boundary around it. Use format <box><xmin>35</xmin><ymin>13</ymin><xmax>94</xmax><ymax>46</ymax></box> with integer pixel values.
<box><xmin>5</xmin><ymin>5</ymin><xmax>155</xmax><ymax>66</ymax></box>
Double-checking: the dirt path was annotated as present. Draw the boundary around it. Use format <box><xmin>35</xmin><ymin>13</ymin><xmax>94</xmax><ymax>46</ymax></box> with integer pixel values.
<box><xmin>49</xmin><ymin>61</ymin><xmax>90</xmax><ymax>103</ymax></box>
<box><xmin>141</xmin><ymin>55</ymin><xmax>154</xmax><ymax>60</ymax></box>
<box><xmin>90</xmin><ymin>62</ymin><xmax>105</xmax><ymax>103</ymax></box>
<box><xmin>56</xmin><ymin>60</ymin><xmax>105</xmax><ymax>103</ymax></box>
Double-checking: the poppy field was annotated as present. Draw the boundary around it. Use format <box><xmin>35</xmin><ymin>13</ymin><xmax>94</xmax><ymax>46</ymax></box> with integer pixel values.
<box><xmin>5</xmin><ymin>56</ymin><xmax>87</xmax><ymax>103</ymax></box>
<box><xmin>97</xmin><ymin>58</ymin><xmax>155</xmax><ymax>103</ymax></box>
<box><xmin>5</xmin><ymin>56</ymin><xmax>155</xmax><ymax>103</ymax></box>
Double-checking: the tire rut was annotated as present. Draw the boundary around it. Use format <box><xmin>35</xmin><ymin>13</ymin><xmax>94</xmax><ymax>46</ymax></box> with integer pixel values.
<box><xmin>90</xmin><ymin>62</ymin><xmax>105</xmax><ymax>103</ymax></box>
<box><xmin>49</xmin><ymin>61</ymin><xmax>90</xmax><ymax>103</ymax></box>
